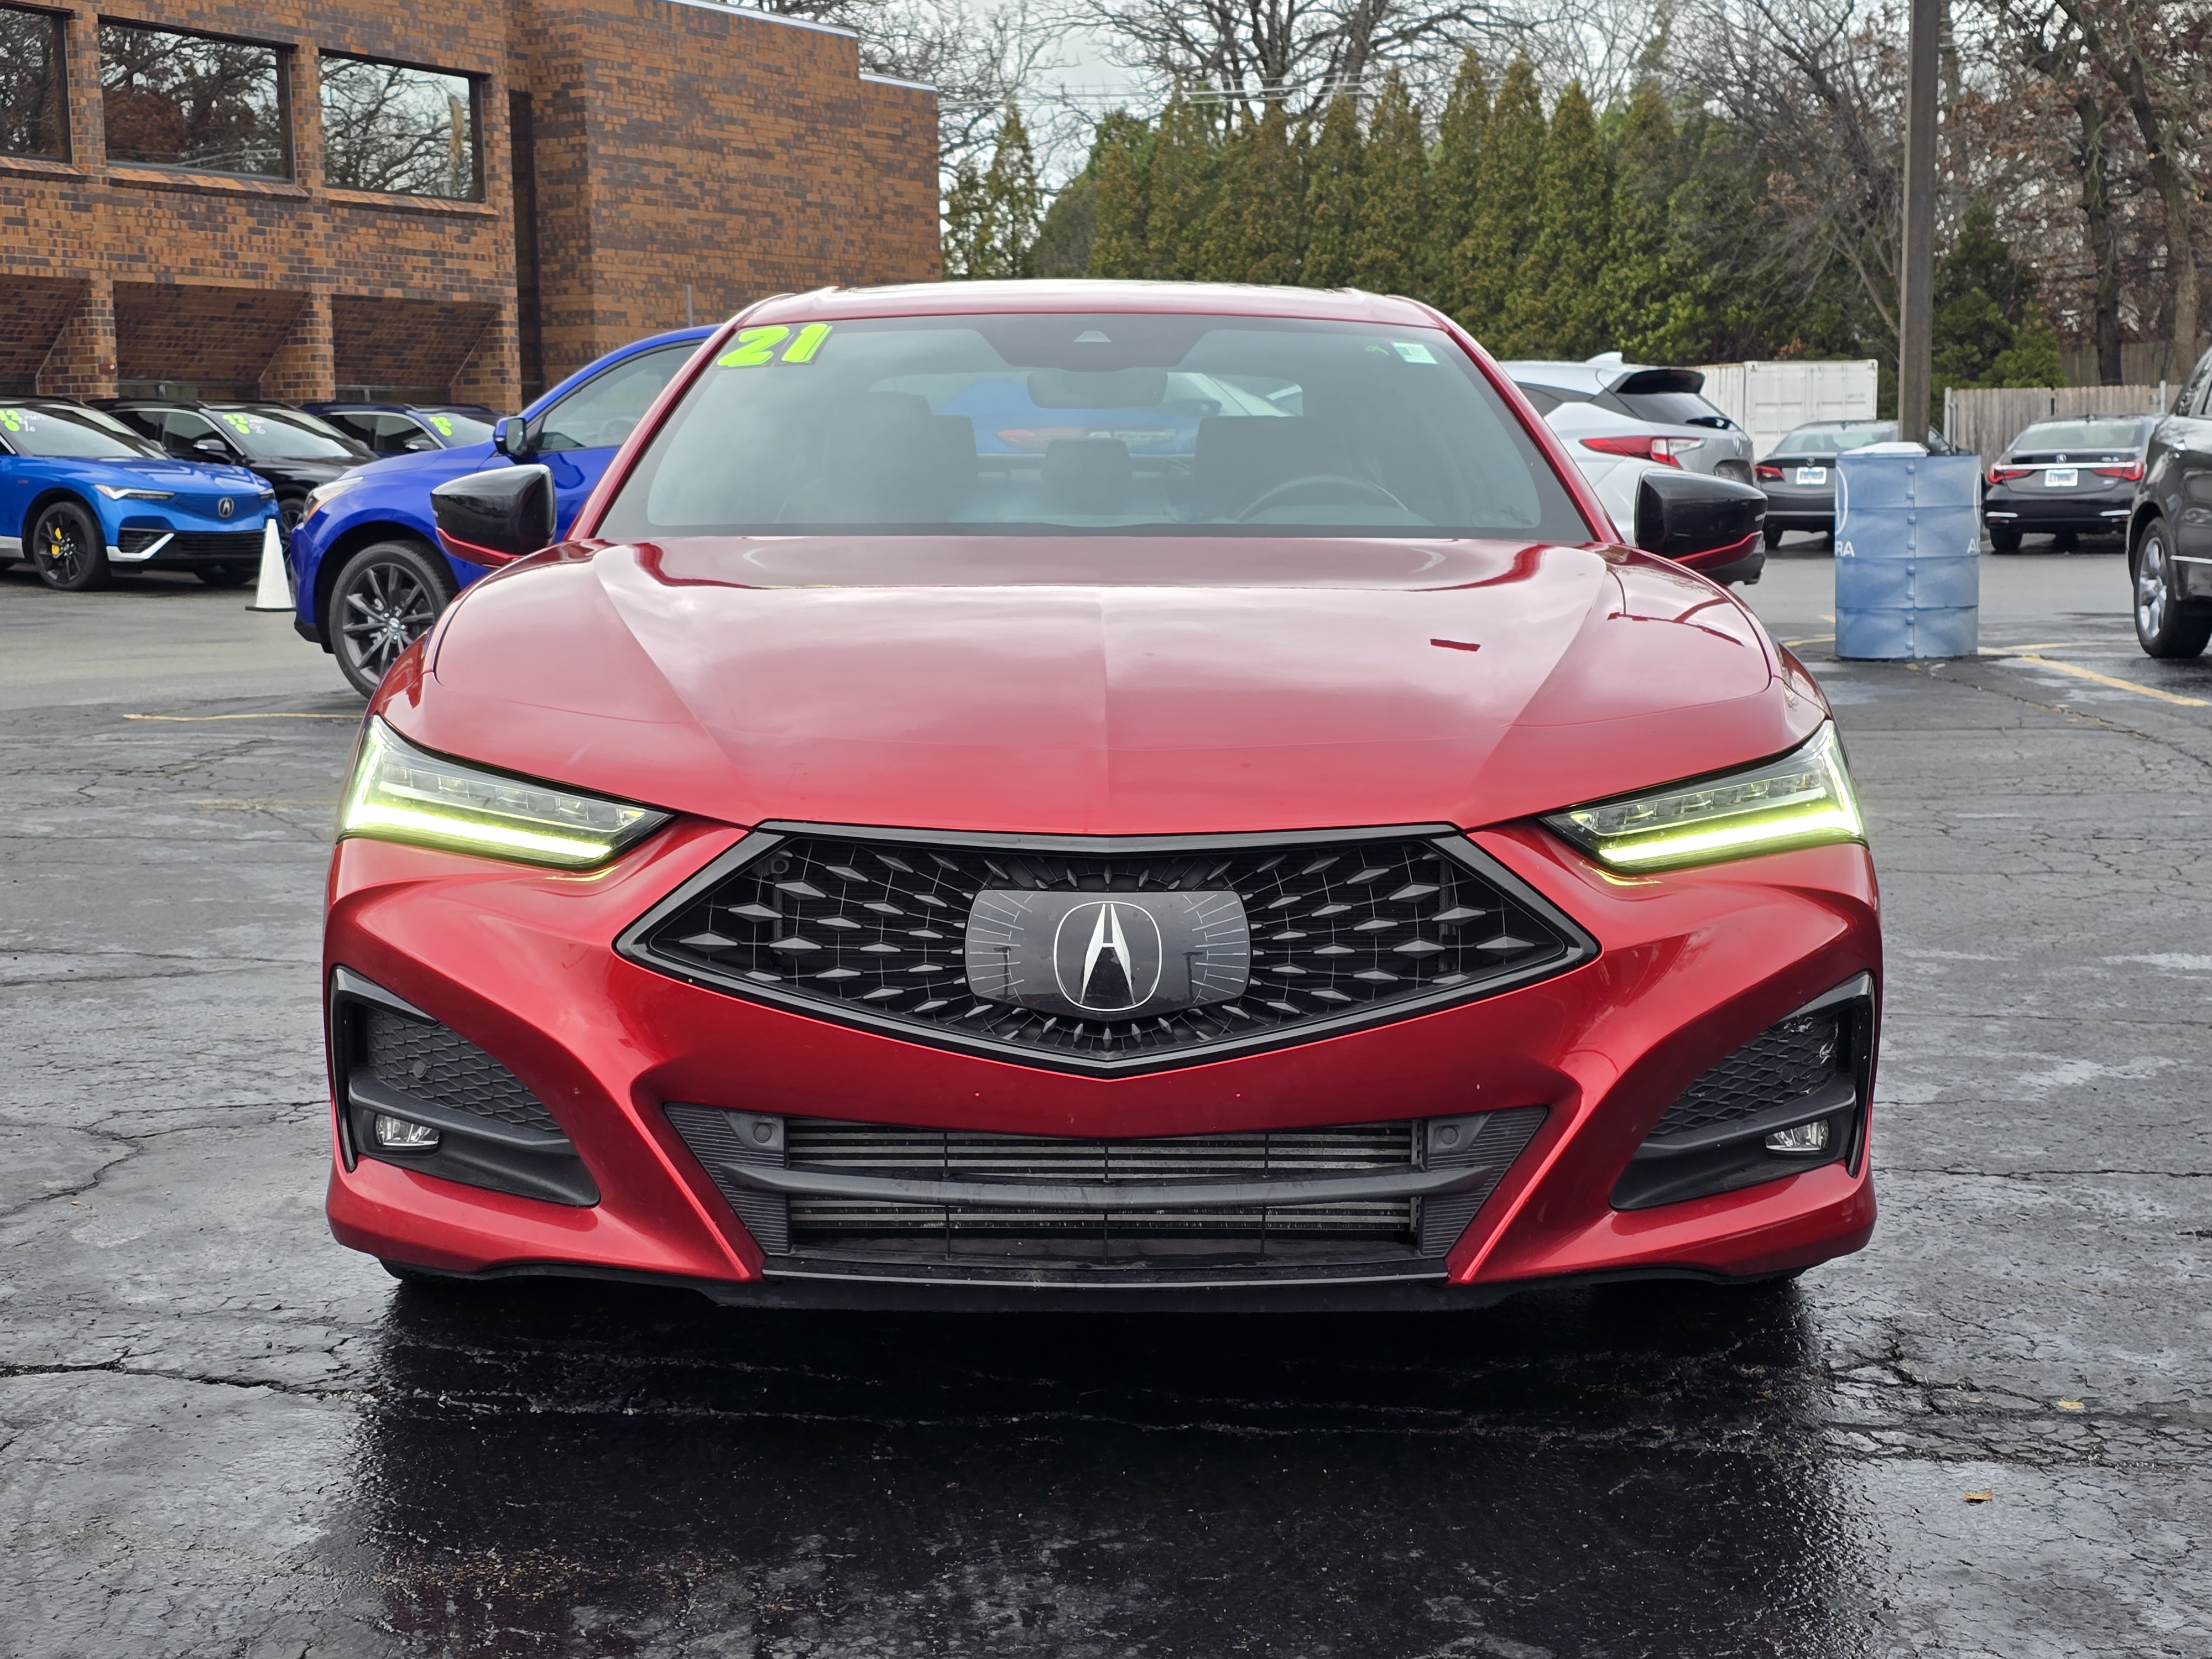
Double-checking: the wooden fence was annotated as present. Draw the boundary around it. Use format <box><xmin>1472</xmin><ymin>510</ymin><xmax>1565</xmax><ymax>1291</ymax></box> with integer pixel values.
<box><xmin>1944</xmin><ymin>384</ymin><xmax>2172</xmax><ymax>467</ymax></box>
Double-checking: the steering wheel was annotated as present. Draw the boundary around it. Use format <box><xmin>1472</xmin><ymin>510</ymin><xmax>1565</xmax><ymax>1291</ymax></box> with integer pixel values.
<box><xmin>1235</xmin><ymin>473</ymin><xmax>1408</xmax><ymax>522</ymax></box>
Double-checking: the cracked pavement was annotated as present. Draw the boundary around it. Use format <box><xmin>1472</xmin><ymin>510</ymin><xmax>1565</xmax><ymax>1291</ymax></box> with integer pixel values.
<box><xmin>2</xmin><ymin>556</ymin><xmax>2208</xmax><ymax>1657</ymax></box>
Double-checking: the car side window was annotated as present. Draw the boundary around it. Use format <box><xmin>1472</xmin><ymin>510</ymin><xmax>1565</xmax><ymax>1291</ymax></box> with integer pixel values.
<box><xmin>159</xmin><ymin>410</ymin><xmax>227</xmax><ymax>458</ymax></box>
<box><xmin>372</xmin><ymin>414</ymin><xmax>437</xmax><ymax>453</ymax></box>
<box><xmin>326</xmin><ymin>411</ymin><xmax>381</xmax><ymax>447</ymax></box>
<box><xmin>535</xmin><ymin>346</ymin><xmax>693</xmax><ymax>452</ymax></box>
<box><xmin>2178</xmin><ymin>350</ymin><xmax>2212</xmax><ymax>417</ymax></box>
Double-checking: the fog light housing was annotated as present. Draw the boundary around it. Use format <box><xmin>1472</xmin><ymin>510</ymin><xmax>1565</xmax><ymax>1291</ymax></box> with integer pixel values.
<box><xmin>372</xmin><ymin>1113</ymin><xmax>440</xmax><ymax>1151</ymax></box>
<box><xmin>1764</xmin><ymin>1120</ymin><xmax>1830</xmax><ymax>1155</ymax></box>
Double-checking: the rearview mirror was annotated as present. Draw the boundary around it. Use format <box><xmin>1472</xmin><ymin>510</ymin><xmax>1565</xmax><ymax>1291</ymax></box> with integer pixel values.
<box><xmin>431</xmin><ymin>465</ymin><xmax>555</xmax><ymax>565</ymax></box>
<box><xmin>1635</xmin><ymin>470</ymin><xmax>1767</xmax><ymax>583</ymax></box>
<box><xmin>492</xmin><ymin>415</ymin><xmax>533</xmax><ymax>459</ymax></box>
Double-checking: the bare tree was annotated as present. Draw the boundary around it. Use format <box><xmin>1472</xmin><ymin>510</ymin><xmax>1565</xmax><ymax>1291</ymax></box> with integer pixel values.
<box><xmin>2041</xmin><ymin>0</ymin><xmax>2202</xmax><ymax>371</ymax></box>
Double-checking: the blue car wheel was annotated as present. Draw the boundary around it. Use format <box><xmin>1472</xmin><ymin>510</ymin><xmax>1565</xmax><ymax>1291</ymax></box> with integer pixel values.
<box><xmin>330</xmin><ymin>539</ymin><xmax>456</xmax><ymax>696</ymax></box>
<box><xmin>32</xmin><ymin>500</ymin><xmax>106</xmax><ymax>592</ymax></box>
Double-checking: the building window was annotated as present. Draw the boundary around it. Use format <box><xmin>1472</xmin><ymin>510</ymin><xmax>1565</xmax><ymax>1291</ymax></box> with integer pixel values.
<box><xmin>100</xmin><ymin>22</ymin><xmax>286</xmax><ymax>177</ymax></box>
<box><xmin>320</xmin><ymin>56</ymin><xmax>478</xmax><ymax>200</ymax></box>
<box><xmin>0</xmin><ymin>5</ymin><xmax>67</xmax><ymax>159</ymax></box>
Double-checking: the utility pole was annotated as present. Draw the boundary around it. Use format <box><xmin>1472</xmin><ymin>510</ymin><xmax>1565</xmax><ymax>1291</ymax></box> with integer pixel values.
<box><xmin>1896</xmin><ymin>0</ymin><xmax>1939</xmax><ymax>444</ymax></box>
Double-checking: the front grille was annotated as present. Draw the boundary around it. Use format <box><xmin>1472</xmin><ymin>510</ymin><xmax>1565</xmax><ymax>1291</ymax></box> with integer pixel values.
<box><xmin>358</xmin><ymin>1004</ymin><xmax>561</xmax><ymax>1135</ymax></box>
<box><xmin>623</xmin><ymin>826</ymin><xmax>1588</xmax><ymax>1071</ymax></box>
<box><xmin>664</xmin><ymin>1104</ymin><xmax>1549</xmax><ymax>1271</ymax></box>
<box><xmin>117</xmin><ymin>528</ymin><xmax>263</xmax><ymax>560</ymax></box>
<box><xmin>1650</xmin><ymin>1010</ymin><xmax>1845</xmax><ymax>1141</ymax></box>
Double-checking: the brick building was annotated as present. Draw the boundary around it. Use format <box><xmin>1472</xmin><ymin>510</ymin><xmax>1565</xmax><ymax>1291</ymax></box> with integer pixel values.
<box><xmin>0</xmin><ymin>0</ymin><xmax>939</xmax><ymax>410</ymax></box>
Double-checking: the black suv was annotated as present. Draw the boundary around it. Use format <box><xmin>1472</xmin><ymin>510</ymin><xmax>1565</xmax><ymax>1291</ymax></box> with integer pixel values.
<box><xmin>105</xmin><ymin>400</ymin><xmax>371</xmax><ymax>542</ymax></box>
<box><xmin>2132</xmin><ymin>348</ymin><xmax>2212</xmax><ymax>658</ymax></box>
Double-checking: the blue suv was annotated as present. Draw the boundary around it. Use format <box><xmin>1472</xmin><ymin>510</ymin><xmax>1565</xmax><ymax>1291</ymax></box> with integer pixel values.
<box><xmin>289</xmin><ymin>327</ymin><xmax>712</xmax><ymax>695</ymax></box>
<box><xmin>1</xmin><ymin>400</ymin><xmax>275</xmax><ymax>591</ymax></box>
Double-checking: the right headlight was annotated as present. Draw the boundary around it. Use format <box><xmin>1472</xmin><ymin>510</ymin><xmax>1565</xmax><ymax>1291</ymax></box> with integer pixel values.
<box><xmin>303</xmin><ymin>474</ymin><xmax>368</xmax><ymax>515</ymax></box>
<box><xmin>338</xmin><ymin>719</ymin><xmax>670</xmax><ymax>869</ymax></box>
<box><xmin>1542</xmin><ymin>723</ymin><xmax>1864</xmax><ymax>872</ymax></box>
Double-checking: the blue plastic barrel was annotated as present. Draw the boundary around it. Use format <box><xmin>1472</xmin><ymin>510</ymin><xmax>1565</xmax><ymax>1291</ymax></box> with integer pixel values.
<box><xmin>1833</xmin><ymin>451</ymin><xmax>1981</xmax><ymax>659</ymax></box>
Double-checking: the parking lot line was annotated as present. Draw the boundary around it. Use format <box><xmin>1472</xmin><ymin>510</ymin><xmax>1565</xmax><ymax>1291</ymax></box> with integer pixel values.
<box><xmin>2010</xmin><ymin>654</ymin><xmax>2210</xmax><ymax>707</ymax></box>
<box><xmin>124</xmin><ymin>712</ymin><xmax>358</xmax><ymax>722</ymax></box>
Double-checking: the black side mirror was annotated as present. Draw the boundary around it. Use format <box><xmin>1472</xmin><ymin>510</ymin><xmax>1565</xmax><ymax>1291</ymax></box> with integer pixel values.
<box><xmin>492</xmin><ymin>415</ymin><xmax>533</xmax><ymax>459</ymax></box>
<box><xmin>192</xmin><ymin>436</ymin><xmax>230</xmax><ymax>458</ymax></box>
<box><xmin>1635</xmin><ymin>470</ymin><xmax>1767</xmax><ymax>580</ymax></box>
<box><xmin>431</xmin><ymin>465</ymin><xmax>555</xmax><ymax>565</ymax></box>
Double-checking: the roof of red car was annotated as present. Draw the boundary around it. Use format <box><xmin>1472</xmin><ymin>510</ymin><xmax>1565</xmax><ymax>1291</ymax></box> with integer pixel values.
<box><xmin>745</xmin><ymin>280</ymin><xmax>1446</xmax><ymax>327</ymax></box>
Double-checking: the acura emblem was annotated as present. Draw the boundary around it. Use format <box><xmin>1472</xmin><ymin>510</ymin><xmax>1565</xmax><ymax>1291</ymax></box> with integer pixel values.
<box><xmin>966</xmin><ymin>889</ymin><xmax>1251</xmax><ymax>1019</ymax></box>
<box><xmin>216</xmin><ymin>497</ymin><xmax>234</xmax><ymax>518</ymax></box>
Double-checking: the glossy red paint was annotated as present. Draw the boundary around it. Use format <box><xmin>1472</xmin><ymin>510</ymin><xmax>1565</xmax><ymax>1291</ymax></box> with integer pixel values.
<box><xmin>333</xmin><ymin>283</ymin><xmax>1877</xmax><ymax>1306</ymax></box>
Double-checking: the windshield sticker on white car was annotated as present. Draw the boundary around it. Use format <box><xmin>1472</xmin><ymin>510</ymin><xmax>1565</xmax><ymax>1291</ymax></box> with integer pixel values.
<box><xmin>1391</xmin><ymin>342</ymin><xmax>1437</xmax><ymax>364</ymax></box>
<box><xmin>718</xmin><ymin>323</ymin><xmax>833</xmax><ymax>369</ymax></box>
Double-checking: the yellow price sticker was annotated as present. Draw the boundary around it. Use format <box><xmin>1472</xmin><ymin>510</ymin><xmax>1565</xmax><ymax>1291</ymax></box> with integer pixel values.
<box><xmin>429</xmin><ymin>415</ymin><xmax>453</xmax><ymax>437</ymax></box>
<box><xmin>0</xmin><ymin>409</ymin><xmax>22</xmax><ymax>432</ymax></box>
<box><xmin>718</xmin><ymin>323</ymin><xmax>832</xmax><ymax>368</ymax></box>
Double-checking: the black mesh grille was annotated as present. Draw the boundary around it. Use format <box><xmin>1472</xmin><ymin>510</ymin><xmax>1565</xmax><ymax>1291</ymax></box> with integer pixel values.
<box><xmin>1650</xmin><ymin>1010</ymin><xmax>1845</xmax><ymax>1140</ymax></box>
<box><xmin>359</xmin><ymin>1005</ymin><xmax>561</xmax><ymax>1135</ymax></box>
<box><xmin>117</xmin><ymin>528</ymin><xmax>264</xmax><ymax>560</ymax></box>
<box><xmin>627</xmin><ymin>829</ymin><xmax>1585</xmax><ymax>1070</ymax></box>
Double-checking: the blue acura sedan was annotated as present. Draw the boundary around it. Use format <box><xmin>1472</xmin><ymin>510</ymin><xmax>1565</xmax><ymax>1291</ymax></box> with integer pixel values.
<box><xmin>290</xmin><ymin>327</ymin><xmax>713</xmax><ymax>695</ymax></box>
<box><xmin>1</xmin><ymin>400</ymin><xmax>275</xmax><ymax>591</ymax></box>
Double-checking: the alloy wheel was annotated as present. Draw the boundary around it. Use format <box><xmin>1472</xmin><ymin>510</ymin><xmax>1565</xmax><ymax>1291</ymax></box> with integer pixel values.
<box><xmin>2136</xmin><ymin>533</ymin><xmax>2168</xmax><ymax>640</ymax></box>
<box><xmin>41</xmin><ymin>515</ymin><xmax>91</xmax><ymax>584</ymax></box>
<box><xmin>340</xmin><ymin>560</ymin><xmax>437</xmax><ymax>682</ymax></box>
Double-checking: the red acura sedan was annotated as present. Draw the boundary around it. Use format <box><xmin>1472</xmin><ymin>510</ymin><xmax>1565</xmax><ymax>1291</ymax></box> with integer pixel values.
<box><xmin>324</xmin><ymin>283</ymin><xmax>1877</xmax><ymax>1308</ymax></box>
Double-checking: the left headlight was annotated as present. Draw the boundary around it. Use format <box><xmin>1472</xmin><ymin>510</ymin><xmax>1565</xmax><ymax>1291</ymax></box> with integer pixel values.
<box><xmin>95</xmin><ymin>484</ymin><xmax>174</xmax><ymax>501</ymax></box>
<box><xmin>1542</xmin><ymin>722</ymin><xmax>1864</xmax><ymax>872</ymax></box>
<box><xmin>304</xmin><ymin>474</ymin><xmax>366</xmax><ymax>515</ymax></box>
<box><xmin>339</xmin><ymin>719</ymin><xmax>671</xmax><ymax>869</ymax></box>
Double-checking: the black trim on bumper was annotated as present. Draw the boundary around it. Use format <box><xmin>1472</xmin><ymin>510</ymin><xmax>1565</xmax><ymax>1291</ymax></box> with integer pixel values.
<box><xmin>328</xmin><ymin>966</ymin><xmax>599</xmax><ymax>1208</ymax></box>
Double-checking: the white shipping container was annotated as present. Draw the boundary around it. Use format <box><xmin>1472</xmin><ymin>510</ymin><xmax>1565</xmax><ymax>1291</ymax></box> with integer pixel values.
<box><xmin>1694</xmin><ymin>360</ymin><xmax>1879</xmax><ymax>458</ymax></box>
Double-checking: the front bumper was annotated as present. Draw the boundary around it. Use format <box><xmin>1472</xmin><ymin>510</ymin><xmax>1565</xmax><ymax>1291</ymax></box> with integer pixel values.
<box><xmin>325</xmin><ymin>822</ymin><xmax>1880</xmax><ymax>1308</ymax></box>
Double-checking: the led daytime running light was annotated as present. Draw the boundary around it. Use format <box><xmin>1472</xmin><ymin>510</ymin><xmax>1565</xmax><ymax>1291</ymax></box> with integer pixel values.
<box><xmin>1543</xmin><ymin>724</ymin><xmax>1864</xmax><ymax>872</ymax></box>
<box><xmin>339</xmin><ymin>719</ymin><xmax>670</xmax><ymax>869</ymax></box>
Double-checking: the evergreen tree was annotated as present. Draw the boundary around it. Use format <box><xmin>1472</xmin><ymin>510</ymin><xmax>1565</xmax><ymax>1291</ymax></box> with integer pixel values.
<box><xmin>1933</xmin><ymin>206</ymin><xmax>2049</xmax><ymax>395</ymax></box>
<box><xmin>982</xmin><ymin>105</ymin><xmax>1044</xmax><ymax>278</ymax></box>
<box><xmin>1426</xmin><ymin>50</ymin><xmax>1487</xmax><ymax>316</ymax></box>
<box><xmin>1601</xmin><ymin>81</ymin><xmax>1678</xmax><ymax>357</ymax></box>
<box><xmin>1991</xmin><ymin>297</ymin><xmax>2064</xmax><ymax>387</ymax></box>
<box><xmin>1202</xmin><ymin>102</ymin><xmax>1303</xmax><ymax>283</ymax></box>
<box><xmin>1454</xmin><ymin>55</ymin><xmax>1542</xmax><ymax>341</ymax></box>
<box><xmin>941</xmin><ymin>159</ymin><xmax>993</xmax><ymax>280</ymax></box>
<box><xmin>1301</xmin><ymin>92</ymin><xmax>1363</xmax><ymax>288</ymax></box>
<box><xmin>1507</xmin><ymin>80</ymin><xmax>1609</xmax><ymax>356</ymax></box>
<box><xmin>1085</xmin><ymin>114</ymin><xmax>1151</xmax><ymax>278</ymax></box>
<box><xmin>1032</xmin><ymin>174</ymin><xmax>1097</xmax><ymax>277</ymax></box>
<box><xmin>942</xmin><ymin>106</ymin><xmax>1043</xmax><ymax>279</ymax></box>
<box><xmin>1352</xmin><ymin>70</ymin><xmax>1427</xmax><ymax>297</ymax></box>
<box><xmin>1146</xmin><ymin>85</ymin><xmax>1217</xmax><ymax>280</ymax></box>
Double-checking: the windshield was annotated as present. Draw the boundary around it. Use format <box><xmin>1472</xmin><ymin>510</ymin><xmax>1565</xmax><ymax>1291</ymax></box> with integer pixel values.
<box><xmin>210</xmin><ymin>407</ymin><xmax>367</xmax><ymax>461</ymax></box>
<box><xmin>2009</xmin><ymin>419</ymin><xmax>2147</xmax><ymax>454</ymax></box>
<box><xmin>1614</xmin><ymin>390</ymin><xmax>1733</xmax><ymax>429</ymax></box>
<box><xmin>0</xmin><ymin>404</ymin><xmax>163</xmax><ymax>460</ymax></box>
<box><xmin>423</xmin><ymin>409</ymin><xmax>496</xmax><ymax>445</ymax></box>
<box><xmin>597</xmin><ymin>314</ymin><xmax>1589</xmax><ymax>541</ymax></box>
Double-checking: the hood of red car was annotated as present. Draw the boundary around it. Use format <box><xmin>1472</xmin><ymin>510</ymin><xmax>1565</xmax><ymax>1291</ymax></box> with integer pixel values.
<box><xmin>394</xmin><ymin>535</ymin><xmax>1818</xmax><ymax>835</ymax></box>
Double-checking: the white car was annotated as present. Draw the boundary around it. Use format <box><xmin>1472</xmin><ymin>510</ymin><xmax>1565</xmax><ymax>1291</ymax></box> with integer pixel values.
<box><xmin>1503</xmin><ymin>354</ymin><xmax>1754</xmax><ymax>532</ymax></box>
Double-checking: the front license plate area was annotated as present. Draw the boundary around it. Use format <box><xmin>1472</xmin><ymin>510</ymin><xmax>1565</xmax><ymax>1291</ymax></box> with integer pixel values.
<box><xmin>2045</xmin><ymin>467</ymin><xmax>2078</xmax><ymax>488</ymax></box>
<box><xmin>1796</xmin><ymin>467</ymin><xmax>1827</xmax><ymax>485</ymax></box>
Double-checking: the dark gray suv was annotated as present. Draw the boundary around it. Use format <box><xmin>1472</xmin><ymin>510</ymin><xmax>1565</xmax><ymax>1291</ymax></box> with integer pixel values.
<box><xmin>2131</xmin><ymin>347</ymin><xmax>2212</xmax><ymax>658</ymax></box>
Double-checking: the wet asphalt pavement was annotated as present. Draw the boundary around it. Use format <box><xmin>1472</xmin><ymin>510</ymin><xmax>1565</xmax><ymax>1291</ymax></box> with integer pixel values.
<box><xmin>3</xmin><ymin>549</ymin><xmax>2209</xmax><ymax>1657</ymax></box>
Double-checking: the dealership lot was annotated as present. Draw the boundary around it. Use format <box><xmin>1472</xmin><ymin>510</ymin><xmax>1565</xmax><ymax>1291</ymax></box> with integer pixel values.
<box><xmin>2</xmin><ymin>552</ymin><xmax>2208</xmax><ymax>1656</ymax></box>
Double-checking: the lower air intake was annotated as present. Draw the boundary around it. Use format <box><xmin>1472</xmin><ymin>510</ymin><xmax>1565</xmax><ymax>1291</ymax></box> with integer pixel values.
<box><xmin>664</xmin><ymin>1105</ymin><xmax>1547</xmax><ymax>1278</ymax></box>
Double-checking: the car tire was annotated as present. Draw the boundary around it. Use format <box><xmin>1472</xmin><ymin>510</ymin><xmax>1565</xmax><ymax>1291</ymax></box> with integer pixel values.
<box><xmin>1762</xmin><ymin>523</ymin><xmax>1784</xmax><ymax>550</ymax></box>
<box><xmin>2133</xmin><ymin>517</ymin><xmax>2211</xmax><ymax>659</ymax></box>
<box><xmin>330</xmin><ymin>539</ymin><xmax>456</xmax><ymax>697</ymax></box>
<box><xmin>29</xmin><ymin>500</ymin><xmax>108</xmax><ymax>592</ymax></box>
<box><xmin>1989</xmin><ymin>528</ymin><xmax>2022</xmax><ymax>553</ymax></box>
<box><xmin>195</xmin><ymin>563</ymin><xmax>252</xmax><ymax>588</ymax></box>
<box><xmin>275</xmin><ymin>494</ymin><xmax>307</xmax><ymax>546</ymax></box>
